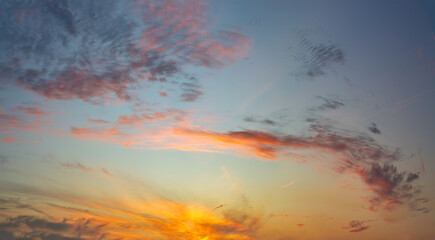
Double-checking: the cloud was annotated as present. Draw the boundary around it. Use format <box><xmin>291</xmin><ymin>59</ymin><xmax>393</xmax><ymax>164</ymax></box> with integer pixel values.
<box><xmin>368</xmin><ymin>123</ymin><xmax>381</xmax><ymax>134</ymax></box>
<box><xmin>212</xmin><ymin>204</ymin><xmax>224</xmax><ymax>211</ymax></box>
<box><xmin>180</xmin><ymin>79</ymin><xmax>203</xmax><ymax>102</ymax></box>
<box><xmin>0</xmin><ymin>113</ymin><xmax>25</xmax><ymax>130</ymax></box>
<box><xmin>158</xmin><ymin>91</ymin><xmax>168</xmax><ymax>97</ymax></box>
<box><xmin>10</xmin><ymin>106</ymin><xmax>45</xmax><ymax>116</ymax></box>
<box><xmin>69</xmin><ymin>108</ymin><xmax>189</xmax><ymax>148</ymax></box>
<box><xmin>0</xmin><ymin>154</ymin><xmax>7</xmax><ymax>167</ymax></box>
<box><xmin>65</xmin><ymin>104</ymin><xmax>427</xmax><ymax>214</ymax></box>
<box><xmin>171</xmin><ymin>122</ymin><xmax>399</xmax><ymax>161</ymax></box>
<box><xmin>419</xmin><ymin>148</ymin><xmax>425</xmax><ymax>173</ymax></box>
<box><xmin>280</xmin><ymin>181</ymin><xmax>296</xmax><ymax>188</ymax></box>
<box><xmin>67</xmin><ymin>112</ymin><xmax>427</xmax><ymax>213</ymax></box>
<box><xmin>355</xmin><ymin>163</ymin><xmax>422</xmax><ymax>212</ymax></box>
<box><xmin>363</xmin><ymin>88</ymin><xmax>435</xmax><ymax>121</ymax></box>
<box><xmin>0</xmin><ymin>134</ymin><xmax>29</xmax><ymax>143</ymax></box>
<box><xmin>86</xmin><ymin>118</ymin><xmax>109</xmax><ymax>124</ymax></box>
<box><xmin>0</xmin><ymin>175</ymin><xmax>259</xmax><ymax>240</ymax></box>
<box><xmin>115</xmin><ymin>108</ymin><xmax>188</xmax><ymax>127</ymax></box>
<box><xmin>0</xmin><ymin>104</ymin><xmax>51</xmax><ymax>134</ymax></box>
<box><xmin>291</xmin><ymin>31</ymin><xmax>344</xmax><ymax>78</ymax></box>
<box><xmin>244</xmin><ymin>117</ymin><xmax>277</xmax><ymax>126</ymax></box>
<box><xmin>342</xmin><ymin>220</ymin><xmax>371</xmax><ymax>233</ymax></box>
<box><xmin>316</xmin><ymin>96</ymin><xmax>345</xmax><ymax>111</ymax></box>
<box><xmin>269</xmin><ymin>213</ymin><xmax>290</xmax><ymax>218</ymax></box>
<box><xmin>60</xmin><ymin>162</ymin><xmax>111</xmax><ymax>176</ymax></box>
<box><xmin>0</xmin><ymin>0</ymin><xmax>249</xmax><ymax>104</ymax></box>
<box><xmin>169</xmin><ymin>121</ymin><xmax>425</xmax><ymax>212</ymax></box>
<box><xmin>0</xmin><ymin>215</ymin><xmax>108</xmax><ymax>240</ymax></box>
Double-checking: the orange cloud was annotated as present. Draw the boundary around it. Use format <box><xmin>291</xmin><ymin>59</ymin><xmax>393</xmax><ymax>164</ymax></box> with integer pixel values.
<box><xmin>67</xmin><ymin>113</ymin><xmax>427</xmax><ymax>213</ymax></box>
<box><xmin>280</xmin><ymin>180</ymin><xmax>296</xmax><ymax>188</ymax></box>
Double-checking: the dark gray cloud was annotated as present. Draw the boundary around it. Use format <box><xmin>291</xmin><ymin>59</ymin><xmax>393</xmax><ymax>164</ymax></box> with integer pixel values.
<box><xmin>0</xmin><ymin>215</ymin><xmax>105</xmax><ymax>240</ymax></box>
<box><xmin>342</xmin><ymin>220</ymin><xmax>370</xmax><ymax>233</ymax></box>
<box><xmin>0</xmin><ymin>0</ymin><xmax>248</xmax><ymax>104</ymax></box>
<box><xmin>244</xmin><ymin>116</ymin><xmax>277</xmax><ymax>126</ymax></box>
<box><xmin>368</xmin><ymin>123</ymin><xmax>381</xmax><ymax>134</ymax></box>
<box><xmin>316</xmin><ymin>96</ymin><xmax>345</xmax><ymax>111</ymax></box>
<box><xmin>356</xmin><ymin>163</ymin><xmax>423</xmax><ymax>212</ymax></box>
<box><xmin>290</xmin><ymin>31</ymin><xmax>344</xmax><ymax>78</ymax></box>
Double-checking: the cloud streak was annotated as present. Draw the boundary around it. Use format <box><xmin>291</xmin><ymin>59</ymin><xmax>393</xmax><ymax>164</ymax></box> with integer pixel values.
<box><xmin>66</xmin><ymin>108</ymin><xmax>427</xmax><ymax>214</ymax></box>
<box><xmin>280</xmin><ymin>180</ymin><xmax>296</xmax><ymax>188</ymax></box>
<box><xmin>316</xmin><ymin>96</ymin><xmax>345</xmax><ymax>111</ymax></box>
<box><xmin>291</xmin><ymin>31</ymin><xmax>344</xmax><ymax>78</ymax></box>
<box><xmin>60</xmin><ymin>162</ymin><xmax>111</xmax><ymax>176</ymax></box>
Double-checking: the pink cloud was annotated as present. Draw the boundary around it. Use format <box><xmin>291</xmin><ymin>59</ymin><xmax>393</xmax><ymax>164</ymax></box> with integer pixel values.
<box><xmin>0</xmin><ymin>134</ymin><xmax>24</xmax><ymax>143</ymax></box>
<box><xmin>67</xmin><ymin>112</ymin><xmax>426</xmax><ymax>213</ymax></box>
<box><xmin>280</xmin><ymin>180</ymin><xmax>296</xmax><ymax>188</ymax></box>
<box><xmin>11</xmin><ymin>106</ymin><xmax>45</xmax><ymax>115</ymax></box>
<box><xmin>87</xmin><ymin>118</ymin><xmax>110</xmax><ymax>124</ymax></box>
<box><xmin>1</xmin><ymin>1</ymin><xmax>249</xmax><ymax>104</ymax></box>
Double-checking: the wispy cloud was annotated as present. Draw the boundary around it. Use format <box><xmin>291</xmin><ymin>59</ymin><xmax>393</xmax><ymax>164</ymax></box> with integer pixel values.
<box><xmin>290</xmin><ymin>30</ymin><xmax>344</xmax><ymax>78</ymax></box>
<box><xmin>316</xmin><ymin>96</ymin><xmax>345</xmax><ymax>111</ymax></box>
<box><xmin>0</xmin><ymin>134</ymin><xmax>31</xmax><ymax>143</ymax></box>
<box><xmin>180</xmin><ymin>78</ymin><xmax>203</xmax><ymax>102</ymax></box>
<box><xmin>0</xmin><ymin>154</ymin><xmax>7</xmax><ymax>167</ymax></box>
<box><xmin>0</xmin><ymin>103</ymin><xmax>52</xmax><ymax>138</ymax></box>
<box><xmin>363</xmin><ymin>88</ymin><xmax>435</xmax><ymax>121</ymax></box>
<box><xmin>280</xmin><ymin>180</ymin><xmax>296</xmax><ymax>188</ymax></box>
<box><xmin>86</xmin><ymin>118</ymin><xmax>109</xmax><ymax>124</ymax></box>
<box><xmin>419</xmin><ymin>148</ymin><xmax>425</xmax><ymax>173</ymax></box>
<box><xmin>10</xmin><ymin>106</ymin><xmax>45</xmax><ymax>116</ymax></box>
<box><xmin>60</xmin><ymin>162</ymin><xmax>111</xmax><ymax>176</ymax></box>
<box><xmin>244</xmin><ymin>116</ymin><xmax>277</xmax><ymax>126</ymax></box>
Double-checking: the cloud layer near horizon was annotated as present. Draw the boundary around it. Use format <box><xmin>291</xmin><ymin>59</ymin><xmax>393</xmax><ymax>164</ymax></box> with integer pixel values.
<box><xmin>0</xmin><ymin>166</ymin><xmax>260</xmax><ymax>240</ymax></box>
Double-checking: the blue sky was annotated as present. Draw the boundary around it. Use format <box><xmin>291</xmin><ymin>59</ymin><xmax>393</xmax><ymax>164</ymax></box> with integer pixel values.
<box><xmin>0</xmin><ymin>1</ymin><xmax>434</xmax><ymax>239</ymax></box>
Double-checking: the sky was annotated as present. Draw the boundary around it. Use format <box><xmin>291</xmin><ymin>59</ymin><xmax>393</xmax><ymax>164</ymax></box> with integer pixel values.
<box><xmin>0</xmin><ymin>0</ymin><xmax>434</xmax><ymax>239</ymax></box>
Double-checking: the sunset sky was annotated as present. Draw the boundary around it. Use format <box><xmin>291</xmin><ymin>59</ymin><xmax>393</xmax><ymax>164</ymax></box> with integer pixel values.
<box><xmin>1</xmin><ymin>0</ymin><xmax>435</xmax><ymax>239</ymax></box>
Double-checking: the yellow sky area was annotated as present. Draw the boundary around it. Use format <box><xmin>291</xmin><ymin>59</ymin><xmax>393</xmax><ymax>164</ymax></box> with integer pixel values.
<box><xmin>0</xmin><ymin>164</ymin><xmax>260</xmax><ymax>240</ymax></box>
<box><xmin>1</xmin><ymin>155</ymin><xmax>434</xmax><ymax>240</ymax></box>
<box><xmin>0</xmin><ymin>190</ymin><xmax>257</xmax><ymax>240</ymax></box>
